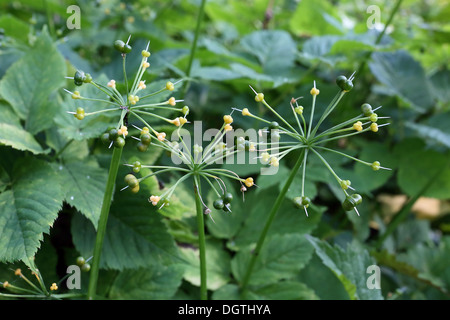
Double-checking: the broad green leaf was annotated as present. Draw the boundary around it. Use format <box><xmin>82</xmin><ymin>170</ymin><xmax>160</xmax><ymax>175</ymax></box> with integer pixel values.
<box><xmin>369</xmin><ymin>50</ymin><xmax>433</xmax><ymax>111</ymax></box>
<box><xmin>290</xmin><ymin>0</ymin><xmax>343</xmax><ymax>36</ymax></box>
<box><xmin>71</xmin><ymin>185</ymin><xmax>179</xmax><ymax>270</ymax></box>
<box><xmin>250</xmin><ymin>281</ymin><xmax>318</xmax><ymax>300</ymax></box>
<box><xmin>180</xmin><ymin>240</ymin><xmax>231</xmax><ymax>290</ymax></box>
<box><xmin>239</xmin><ymin>30</ymin><xmax>299</xmax><ymax>85</ymax></box>
<box><xmin>394</xmin><ymin>138</ymin><xmax>450</xmax><ymax>199</ymax></box>
<box><xmin>0</xmin><ymin>123</ymin><xmax>45</xmax><ymax>155</ymax></box>
<box><xmin>109</xmin><ymin>264</ymin><xmax>184</xmax><ymax>299</ymax></box>
<box><xmin>212</xmin><ymin>282</ymin><xmax>318</xmax><ymax>300</ymax></box>
<box><xmin>297</xmin><ymin>253</ymin><xmax>349</xmax><ymax>299</ymax></box>
<box><xmin>0</xmin><ymin>14</ymin><xmax>30</xmax><ymax>43</ymax></box>
<box><xmin>0</xmin><ymin>158</ymin><xmax>64</xmax><ymax>267</ymax></box>
<box><xmin>231</xmin><ymin>186</ymin><xmax>323</xmax><ymax>250</ymax></box>
<box><xmin>52</xmin><ymin>159</ymin><xmax>108</xmax><ymax>229</ymax></box>
<box><xmin>306</xmin><ymin>236</ymin><xmax>383</xmax><ymax>300</ymax></box>
<box><xmin>231</xmin><ymin>234</ymin><xmax>314</xmax><ymax>286</ymax></box>
<box><xmin>0</xmin><ymin>29</ymin><xmax>66</xmax><ymax>134</ymax></box>
<box><xmin>405</xmin><ymin>122</ymin><xmax>450</xmax><ymax>149</ymax></box>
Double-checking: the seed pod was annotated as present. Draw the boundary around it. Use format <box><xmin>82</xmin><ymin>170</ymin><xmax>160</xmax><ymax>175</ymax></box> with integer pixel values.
<box><xmin>101</xmin><ymin>132</ymin><xmax>110</xmax><ymax>145</ymax></box>
<box><xmin>137</xmin><ymin>141</ymin><xmax>148</xmax><ymax>152</ymax></box>
<box><xmin>361</xmin><ymin>103</ymin><xmax>373</xmax><ymax>116</ymax></box>
<box><xmin>342</xmin><ymin>79</ymin><xmax>353</xmax><ymax>92</ymax></box>
<box><xmin>342</xmin><ymin>194</ymin><xmax>362</xmax><ymax>211</ymax></box>
<box><xmin>294</xmin><ymin>196</ymin><xmax>310</xmax><ymax>209</ymax></box>
<box><xmin>223</xmin><ymin>192</ymin><xmax>233</xmax><ymax>204</ymax></box>
<box><xmin>114</xmin><ymin>137</ymin><xmax>125</xmax><ymax>148</ymax></box>
<box><xmin>76</xmin><ymin>256</ymin><xmax>85</xmax><ymax>267</ymax></box>
<box><xmin>109</xmin><ymin>128</ymin><xmax>118</xmax><ymax>141</ymax></box>
<box><xmin>74</xmin><ymin>70</ymin><xmax>86</xmax><ymax>86</ymax></box>
<box><xmin>336</xmin><ymin>75</ymin><xmax>347</xmax><ymax>89</ymax></box>
<box><xmin>213</xmin><ymin>199</ymin><xmax>224</xmax><ymax>210</ymax></box>
<box><xmin>81</xmin><ymin>263</ymin><xmax>91</xmax><ymax>272</ymax></box>
<box><xmin>125</xmin><ymin>174</ymin><xmax>139</xmax><ymax>188</ymax></box>
<box><xmin>140</xmin><ymin>133</ymin><xmax>152</xmax><ymax>145</ymax></box>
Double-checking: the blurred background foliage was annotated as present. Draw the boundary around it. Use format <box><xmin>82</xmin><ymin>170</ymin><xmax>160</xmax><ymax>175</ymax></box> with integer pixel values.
<box><xmin>0</xmin><ymin>0</ymin><xmax>449</xmax><ymax>300</ymax></box>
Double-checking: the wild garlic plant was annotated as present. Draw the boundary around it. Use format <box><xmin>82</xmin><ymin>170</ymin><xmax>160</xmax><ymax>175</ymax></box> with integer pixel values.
<box><xmin>235</xmin><ymin>74</ymin><xmax>391</xmax><ymax>295</ymax></box>
<box><xmin>121</xmin><ymin>114</ymin><xmax>255</xmax><ymax>300</ymax></box>
<box><xmin>65</xmin><ymin>36</ymin><xmax>186</xmax><ymax>300</ymax></box>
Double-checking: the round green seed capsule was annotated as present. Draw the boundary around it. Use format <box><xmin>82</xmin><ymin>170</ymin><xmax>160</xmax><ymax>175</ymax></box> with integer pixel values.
<box><xmin>114</xmin><ymin>137</ymin><xmax>125</xmax><ymax>148</ymax></box>
<box><xmin>336</xmin><ymin>75</ymin><xmax>347</xmax><ymax>89</ymax></box>
<box><xmin>269</xmin><ymin>121</ymin><xmax>279</xmax><ymax>130</ymax></box>
<box><xmin>132</xmin><ymin>161</ymin><xmax>141</xmax><ymax>173</ymax></box>
<box><xmin>213</xmin><ymin>199</ymin><xmax>224</xmax><ymax>210</ymax></box>
<box><xmin>137</xmin><ymin>142</ymin><xmax>148</xmax><ymax>152</ymax></box>
<box><xmin>81</xmin><ymin>263</ymin><xmax>91</xmax><ymax>272</ymax></box>
<box><xmin>101</xmin><ymin>132</ymin><xmax>110</xmax><ymax>145</ymax></box>
<box><xmin>342</xmin><ymin>79</ymin><xmax>353</xmax><ymax>92</ymax></box>
<box><xmin>76</xmin><ymin>256</ymin><xmax>85</xmax><ymax>267</ymax></box>
<box><xmin>223</xmin><ymin>192</ymin><xmax>233</xmax><ymax>204</ymax></box>
<box><xmin>361</xmin><ymin>103</ymin><xmax>373</xmax><ymax>116</ymax></box>
<box><xmin>74</xmin><ymin>70</ymin><xmax>86</xmax><ymax>83</ymax></box>
<box><xmin>294</xmin><ymin>196</ymin><xmax>310</xmax><ymax>209</ymax></box>
<box><xmin>140</xmin><ymin>133</ymin><xmax>151</xmax><ymax>145</ymax></box>
<box><xmin>342</xmin><ymin>194</ymin><xmax>362</xmax><ymax>211</ymax></box>
<box><xmin>109</xmin><ymin>128</ymin><xmax>118</xmax><ymax>141</ymax></box>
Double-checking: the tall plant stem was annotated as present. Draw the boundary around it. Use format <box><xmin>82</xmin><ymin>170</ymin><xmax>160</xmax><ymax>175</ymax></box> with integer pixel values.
<box><xmin>87</xmin><ymin>146</ymin><xmax>123</xmax><ymax>300</ymax></box>
<box><xmin>183</xmin><ymin>0</ymin><xmax>207</xmax><ymax>94</ymax></box>
<box><xmin>240</xmin><ymin>150</ymin><xmax>305</xmax><ymax>296</ymax></box>
<box><xmin>194</xmin><ymin>175</ymin><xmax>207</xmax><ymax>300</ymax></box>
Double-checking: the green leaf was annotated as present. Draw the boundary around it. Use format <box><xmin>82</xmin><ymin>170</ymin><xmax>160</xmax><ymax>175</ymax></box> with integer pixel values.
<box><xmin>180</xmin><ymin>240</ymin><xmax>231</xmax><ymax>291</ymax></box>
<box><xmin>108</xmin><ymin>264</ymin><xmax>184</xmax><ymax>299</ymax></box>
<box><xmin>289</xmin><ymin>0</ymin><xmax>343</xmax><ymax>36</ymax></box>
<box><xmin>0</xmin><ymin>123</ymin><xmax>45</xmax><ymax>155</ymax></box>
<box><xmin>212</xmin><ymin>282</ymin><xmax>318</xmax><ymax>300</ymax></box>
<box><xmin>231</xmin><ymin>186</ymin><xmax>323</xmax><ymax>250</ymax></box>
<box><xmin>394</xmin><ymin>138</ymin><xmax>450</xmax><ymax>199</ymax></box>
<box><xmin>0</xmin><ymin>158</ymin><xmax>64</xmax><ymax>267</ymax></box>
<box><xmin>239</xmin><ymin>30</ymin><xmax>299</xmax><ymax>85</ymax></box>
<box><xmin>52</xmin><ymin>158</ymin><xmax>107</xmax><ymax>229</ymax></box>
<box><xmin>71</xmin><ymin>185</ymin><xmax>179</xmax><ymax>270</ymax></box>
<box><xmin>405</xmin><ymin>122</ymin><xmax>450</xmax><ymax>149</ymax></box>
<box><xmin>306</xmin><ymin>236</ymin><xmax>383</xmax><ymax>300</ymax></box>
<box><xmin>369</xmin><ymin>50</ymin><xmax>433</xmax><ymax>111</ymax></box>
<box><xmin>231</xmin><ymin>234</ymin><xmax>314</xmax><ymax>286</ymax></box>
<box><xmin>0</xmin><ymin>29</ymin><xmax>66</xmax><ymax>134</ymax></box>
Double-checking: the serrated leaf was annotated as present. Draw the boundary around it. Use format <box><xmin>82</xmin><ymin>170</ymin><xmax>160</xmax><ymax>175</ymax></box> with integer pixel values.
<box><xmin>306</xmin><ymin>236</ymin><xmax>383</xmax><ymax>300</ymax></box>
<box><xmin>232</xmin><ymin>234</ymin><xmax>314</xmax><ymax>286</ymax></box>
<box><xmin>109</xmin><ymin>264</ymin><xmax>184</xmax><ymax>299</ymax></box>
<box><xmin>71</xmin><ymin>186</ymin><xmax>179</xmax><ymax>270</ymax></box>
<box><xmin>0</xmin><ymin>123</ymin><xmax>45</xmax><ymax>154</ymax></box>
<box><xmin>53</xmin><ymin>159</ymin><xmax>107</xmax><ymax>229</ymax></box>
<box><xmin>0</xmin><ymin>29</ymin><xmax>66</xmax><ymax>134</ymax></box>
<box><xmin>0</xmin><ymin>158</ymin><xmax>64</xmax><ymax>267</ymax></box>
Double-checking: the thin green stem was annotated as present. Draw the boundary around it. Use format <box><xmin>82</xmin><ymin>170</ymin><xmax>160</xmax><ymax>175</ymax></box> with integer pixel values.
<box><xmin>183</xmin><ymin>0</ymin><xmax>207</xmax><ymax>94</ymax></box>
<box><xmin>240</xmin><ymin>149</ymin><xmax>305</xmax><ymax>296</ymax></box>
<box><xmin>356</xmin><ymin>0</ymin><xmax>403</xmax><ymax>75</ymax></box>
<box><xmin>194</xmin><ymin>175</ymin><xmax>207</xmax><ymax>300</ymax></box>
<box><xmin>87</xmin><ymin>146</ymin><xmax>123</xmax><ymax>300</ymax></box>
